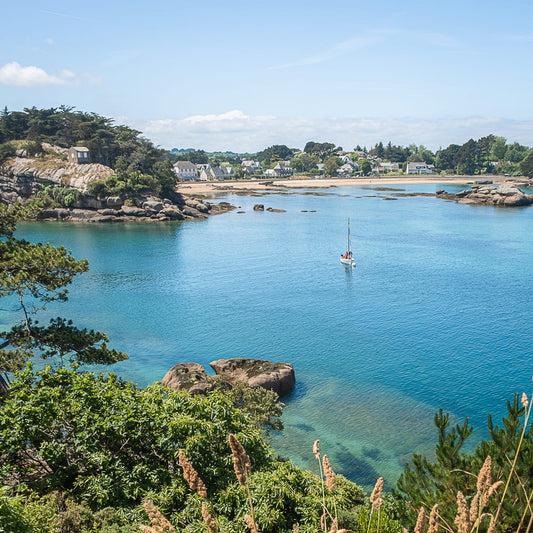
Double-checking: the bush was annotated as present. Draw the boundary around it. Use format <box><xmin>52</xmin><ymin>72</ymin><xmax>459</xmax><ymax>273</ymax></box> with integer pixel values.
<box><xmin>0</xmin><ymin>142</ymin><xmax>15</xmax><ymax>165</ymax></box>
<box><xmin>0</xmin><ymin>366</ymin><xmax>270</xmax><ymax>509</ymax></box>
<box><xmin>22</xmin><ymin>139</ymin><xmax>43</xmax><ymax>157</ymax></box>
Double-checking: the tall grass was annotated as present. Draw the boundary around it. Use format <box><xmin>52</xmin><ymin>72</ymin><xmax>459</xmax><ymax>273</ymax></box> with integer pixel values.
<box><xmin>141</xmin><ymin>385</ymin><xmax>532</xmax><ymax>533</ymax></box>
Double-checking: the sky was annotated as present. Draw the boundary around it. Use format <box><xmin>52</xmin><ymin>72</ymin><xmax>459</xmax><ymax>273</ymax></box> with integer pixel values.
<box><xmin>2</xmin><ymin>0</ymin><xmax>533</xmax><ymax>153</ymax></box>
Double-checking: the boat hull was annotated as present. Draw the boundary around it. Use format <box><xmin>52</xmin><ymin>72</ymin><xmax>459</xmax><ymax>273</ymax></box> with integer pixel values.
<box><xmin>340</xmin><ymin>256</ymin><xmax>355</xmax><ymax>267</ymax></box>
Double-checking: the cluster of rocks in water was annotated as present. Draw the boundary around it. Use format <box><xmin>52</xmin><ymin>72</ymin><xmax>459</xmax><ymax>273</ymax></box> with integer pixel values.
<box><xmin>161</xmin><ymin>358</ymin><xmax>296</xmax><ymax>397</ymax></box>
<box><xmin>36</xmin><ymin>195</ymin><xmax>231</xmax><ymax>222</ymax></box>
<box><xmin>436</xmin><ymin>183</ymin><xmax>533</xmax><ymax>207</ymax></box>
<box><xmin>253</xmin><ymin>203</ymin><xmax>286</xmax><ymax>213</ymax></box>
<box><xmin>0</xmin><ymin>146</ymin><xmax>233</xmax><ymax>222</ymax></box>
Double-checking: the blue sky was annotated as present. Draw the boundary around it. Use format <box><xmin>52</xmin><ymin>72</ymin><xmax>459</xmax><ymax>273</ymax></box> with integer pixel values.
<box><xmin>2</xmin><ymin>0</ymin><xmax>533</xmax><ymax>153</ymax></box>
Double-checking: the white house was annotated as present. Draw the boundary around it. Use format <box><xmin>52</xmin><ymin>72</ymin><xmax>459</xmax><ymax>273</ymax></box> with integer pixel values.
<box><xmin>338</xmin><ymin>163</ymin><xmax>354</xmax><ymax>176</ymax></box>
<box><xmin>376</xmin><ymin>162</ymin><xmax>400</xmax><ymax>173</ymax></box>
<box><xmin>406</xmin><ymin>162</ymin><xmax>435</xmax><ymax>174</ymax></box>
<box><xmin>173</xmin><ymin>161</ymin><xmax>198</xmax><ymax>181</ymax></box>
<box><xmin>241</xmin><ymin>160</ymin><xmax>261</xmax><ymax>174</ymax></box>
<box><xmin>269</xmin><ymin>161</ymin><xmax>294</xmax><ymax>177</ymax></box>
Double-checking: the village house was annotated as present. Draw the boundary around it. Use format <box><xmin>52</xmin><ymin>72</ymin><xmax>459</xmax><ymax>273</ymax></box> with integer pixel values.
<box><xmin>68</xmin><ymin>146</ymin><xmax>91</xmax><ymax>164</ymax></box>
<box><xmin>406</xmin><ymin>161</ymin><xmax>435</xmax><ymax>174</ymax></box>
<box><xmin>173</xmin><ymin>161</ymin><xmax>198</xmax><ymax>181</ymax></box>
<box><xmin>338</xmin><ymin>163</ymin><xmax>355</xmax><ymax>176</ymax></box>
<box><xmin>198</xmin><ymin>165</ymin><xmax>234</xmax><ymax>181</ymax></box>
<box><xmin>375</xmin><ymin>162</ymin><xmax>400</xmax><ymax>173</ymax></box>
<box><xmin>241</xmin><ymin>160</ymin><xmax>261</xmax><ymax>174</ymax></box>
<box><xmin>267</xmin><ymin>161</ymin><xmax>294</xmax><ymax>177</ymax></box>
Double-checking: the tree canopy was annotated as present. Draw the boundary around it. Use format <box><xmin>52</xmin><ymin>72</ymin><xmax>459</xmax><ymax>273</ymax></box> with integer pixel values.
<box><xmin>0</xmin><ymin>106</ymin><xmax>176</xmax><ymax>197</ymax></box>
<box><xmin>0</xmin><ymin>203</ymin><xmax>127</xmax><ymax>387</ymax></box>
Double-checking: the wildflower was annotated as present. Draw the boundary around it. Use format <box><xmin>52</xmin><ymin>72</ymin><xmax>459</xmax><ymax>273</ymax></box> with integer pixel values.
<box><xmin>229</xmin><ymin>433</ymin><xmax>251</xmax><ymax>486</ymax></box>
<box><xmin>178</xmin><ymin>449</ymin><xmax>207</xmax><ymax>498</ymax></box>
<box><xmin>322</xmin><ymin>454</ymin><xmax>336</xmax><ymax>492</ymax></box>
<box><xmin>313</xmin><ymin>439</ymin><xmax>320</xmax><ymax>460</ymax></box>
<box><xmin>370</xmin><ymin>477</ymin><xmax>384</xmax><ymax>511</ymax></box>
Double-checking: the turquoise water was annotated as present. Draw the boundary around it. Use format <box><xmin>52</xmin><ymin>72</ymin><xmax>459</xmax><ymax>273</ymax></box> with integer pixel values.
<box><xmin>10</xmin><ymin>183</ymin><xmax>533</xmax><ymax>491</ymax></box>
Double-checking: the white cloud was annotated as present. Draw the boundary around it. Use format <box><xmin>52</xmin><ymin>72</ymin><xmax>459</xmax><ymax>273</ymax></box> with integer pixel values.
<box><xmin>0</xmin><ymin>62</ymin><xmax>77</xmax><ymax>87</ymax></box>
<box><xmin>136</xmin><ymin>111</ymin><xmax>533</xmax><ymax>153</ymax></box>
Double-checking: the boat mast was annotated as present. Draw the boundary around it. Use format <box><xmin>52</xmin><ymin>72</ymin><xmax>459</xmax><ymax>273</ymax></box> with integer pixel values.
<box><xmin>347</xmin><ymin>218</ymin><xmax>351</xmax><ymax>253</ymax></box>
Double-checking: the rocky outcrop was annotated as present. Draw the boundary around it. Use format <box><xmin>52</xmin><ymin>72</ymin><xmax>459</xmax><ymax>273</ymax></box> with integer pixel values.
<box><xmin>436</xmin><ymin>183</ymin><xmax>533</xmax><ymax>207</ymax></box>
<box><xmin>161</xmin><ymin>358</ymin><xmax>295</xmax><ymax>396</ymax></box>
<box><xmin>0</xmin><ymin>146</ymin><xmax>235</xmax><ymax>221</ymax></box>
<box><xmin>210</xmin><ymin>358</ymin><xmax>295</xmax><ymax>396</ymax></box>
<box><xmin>161</xmin><ymin>363</ymin><xmax>214</xmax><ymax>394</ymax></box>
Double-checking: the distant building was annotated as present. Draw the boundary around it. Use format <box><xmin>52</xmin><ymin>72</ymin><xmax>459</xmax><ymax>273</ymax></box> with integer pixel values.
<box><xmin>241</xmin><ymin>160</ymin><xmax>261</xmax><ymax>174</ymax></box>
<box><xmin>198</xmin><ymin>166</ymin><xmax>234</xmax><ymax>181</ymax></box>
<box><xmin>406</xmin><ymin>161</ymin><xmax>435</xmax><ymax>174</ymax></box>
<box><xmin>338</xmin><ymin>163</ymin><xmax>354</xmax><ymax>176</ymax></box>
<box><xmin>68</xmin><ymin>146</ymin><xmax>91</xmax><ymax>164</ymax></box>
<box><xmin>269</xmin><ymin>161</ymin><xmax>294</xmax><ymax>177</ymax></box>
<box><xmin>173</xmin><ymin>161</ymin><xmax>198</xmax><ymax>181</ymax></box>
<box><xmin>376</xmin><ymin>162</ymin><xmax>400</xmax><ymax>173</ymax></box>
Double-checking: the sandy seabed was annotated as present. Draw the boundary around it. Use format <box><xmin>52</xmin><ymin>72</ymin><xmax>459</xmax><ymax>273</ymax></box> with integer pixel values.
<box><xmin>176</xmin><ymin>175</ymin><xmax>508</xmax><ymax>195</ymax></box>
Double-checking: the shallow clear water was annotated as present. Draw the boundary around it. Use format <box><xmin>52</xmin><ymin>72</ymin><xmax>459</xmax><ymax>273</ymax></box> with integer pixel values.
<box><xmin>10</xmin><ymin>183</ymin><xmax>533</xmax><ymax>491</ymax></box>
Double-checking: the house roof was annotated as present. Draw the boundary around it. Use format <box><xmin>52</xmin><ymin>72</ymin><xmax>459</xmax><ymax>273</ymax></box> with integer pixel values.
<box><xmin>174</xmin><ymin>161</ymin><xmax>197</xmax><ymax>171</ymax></box>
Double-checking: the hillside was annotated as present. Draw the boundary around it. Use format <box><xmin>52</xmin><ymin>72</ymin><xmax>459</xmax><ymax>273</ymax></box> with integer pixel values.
<box><xmin>0</xmin><ymin>142</ymin><xmax>231</xmax><ymax>221</ymax></box>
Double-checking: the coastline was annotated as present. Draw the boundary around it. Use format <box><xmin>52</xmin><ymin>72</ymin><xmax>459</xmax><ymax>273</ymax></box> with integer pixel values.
<box><xmin>177</xmin><ymin>175</ymin><xmax>509</xmax><ymax>195</ymax></box>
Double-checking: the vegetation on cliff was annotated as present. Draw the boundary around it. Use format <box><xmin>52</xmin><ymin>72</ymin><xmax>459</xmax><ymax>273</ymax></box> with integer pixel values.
<box><xmin>0</xmin><ymin>106</ymin><xmax>176</xmax><ymax>197</ymax></box>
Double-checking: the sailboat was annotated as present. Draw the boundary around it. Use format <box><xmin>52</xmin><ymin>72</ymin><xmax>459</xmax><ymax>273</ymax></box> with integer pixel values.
<box><xmin>340</xmin><ymin>218</ymin><xmax>355</xmax><ymax>267</ymax></box>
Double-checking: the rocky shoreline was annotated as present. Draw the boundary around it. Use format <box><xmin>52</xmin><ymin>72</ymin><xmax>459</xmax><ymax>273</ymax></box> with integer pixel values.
<box><xmin>436</xmin><ymin>183</ymin><xmax>533</xmax><ymax>206</ymax></box>
<box><xmin>0</xmin><ymin>146</ymin><xmax>235</xmax><ymax>222</ymax></box>
<box><xmin>35</xmin><ymin>195</ymin><xmax>234</xmax><ymax>222</ymax></box>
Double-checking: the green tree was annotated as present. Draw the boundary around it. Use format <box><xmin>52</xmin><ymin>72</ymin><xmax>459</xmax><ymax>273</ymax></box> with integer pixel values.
<box><xmin>395</xmin><ymin>394</ymin><xmax>533</xmax><ymax>533</ymax></box>
<box><xmin>303</xmin><ymin>141</ymin><xmax>337</xmax><ymax>158</ymax></box>
<box><xmin>505</xmin><ymin>142</ymin><xmax>529</xmax><ymax>164</ymax></box>
<box><xmin>257</xmin><ymin>145</ymin><xmax>294</xmax><ymax>166</ymax></box>
<box><xmin>290</xmin><ymin>153</ymin><xmax>319</xmax><ymax>173</ymax></box>
<box><xmin>490</xmin><ymin>135</ymin><xmax>507</xmax><ymax>161</ymax></box>
<box><xmin>359</xmin><ymin>159</ymin><xmax>372</xmax><ymax>176</ymax></box>
<box><xmin>323</xmin><ymin>155</ymin><xmax>341</xmax><ymax>175</ymax></box>
<box><xmin>0</xmin><ymin>203</ymin><xmax>126</xmax><ymax>387</ymax></box>
<box><xmin>519</xmin><ymin>149</ymin><xmax>533</xmax><ymax>177</ymax></box>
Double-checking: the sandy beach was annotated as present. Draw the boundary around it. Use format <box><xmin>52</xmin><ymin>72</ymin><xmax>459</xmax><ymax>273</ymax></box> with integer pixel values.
<box><xmin>177</xmin><ymin>175</ymin><xmax>508</xmax><ymax>195</ymax></box>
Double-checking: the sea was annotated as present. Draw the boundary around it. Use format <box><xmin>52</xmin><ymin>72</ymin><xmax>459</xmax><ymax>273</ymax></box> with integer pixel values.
<box><xmin>8</xmin><ymin>182</ymin><xmax>533</xmax><ymax>492</ymax></box>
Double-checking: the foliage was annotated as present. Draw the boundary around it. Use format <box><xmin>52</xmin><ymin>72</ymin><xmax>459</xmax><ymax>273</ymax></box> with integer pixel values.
<box><xmin>355</xmin><ymin>495</ymin><xmax>405</xmax><ymax>533</ymax></box>
<box><xmin>394</xmin><ymin>393</ymin><xmax>533</xmax><ymax>533</ymax></box>
<box><xmin>359</xmin><ymin>159</ymin><xmax>372</xmax><ymax>176</ymax></box>
<box><xmin>0</xmin><ymin>106</ymin><xmax>176</xmax><ymax>198</ymax></box>
<box><xmin>0</xmin><ymin>366</ymin><xmax>271</xmax><ymax>509</ymax></box>
<box><xmin>257</xmin><ymin>145</ymin><xmax>294</xmax><ymax>166</ymax></box>
<box><xmin>0</xmin><ymin>203</ymin><xmax>127</xmax><ymax>382</ymax></box>
<box><xmin>220</xmin><ymin>380</ymin><xmax>285</xmax><ymax>432</ymax></box>
<box><xmin>36</xmin><ymin>184</ymin><xmax>81</xmax><ymax>207</ymax></box>
<box><xmin>519</xmin><ymin>149</ymin><xmax>533</xmax><ymax>177</ymax></box>
<box><xmin>0</xmin><ymin>141</ymin><xmax>15</xmax><ymax>165</ymax></box>
<box><xmin>0</xmin><ymin>487</ymin><xmax>141</xmax><ymax>532</ymax></box>
<box><xmin>323</xmin><ymin>155</ymin><xmax>341</xmax><ymax>176</ymax></box>
<box><xmin>290</xmin><ymin>152</ymin><xmax>320</xmax><ymax>173</ymax></box>
<box><xmin>303</xmin><ymin>141</ymin><xmax>339</xmax><ymax>158</ymax></box>
<box><xmin>22</xmin><ymin>139</ymin><xmax>43</xmax><ymax>157</ymax></box>
<box><xmin>207</xmin><ymin>461</ymin><xmax>365</xmax><ymax>533</ymax></box>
